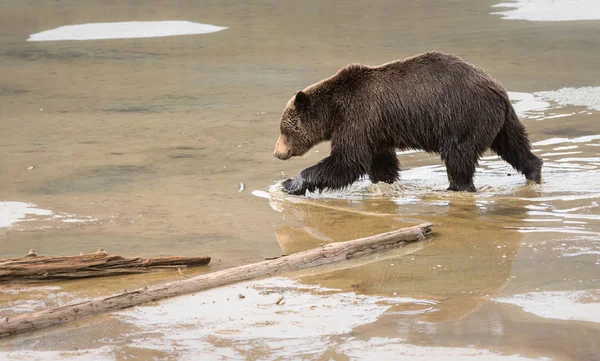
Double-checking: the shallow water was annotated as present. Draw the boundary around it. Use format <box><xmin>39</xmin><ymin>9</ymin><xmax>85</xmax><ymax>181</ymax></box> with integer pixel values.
<box><xmin>1</xmin><ymin>0</ymin><xmax>599</xmax><ymax>360</ymax></box>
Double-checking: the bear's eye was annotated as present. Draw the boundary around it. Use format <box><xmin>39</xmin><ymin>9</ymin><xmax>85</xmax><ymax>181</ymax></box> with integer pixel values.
<box><xmin>281</xmin><ymin>118</ymin><xmax>299</xmax><ymax>133</ymax></box>
<box><xmin>280</xmin><ymin>124</ymin><xmax>293</xmax><ymax>136</ymax></box>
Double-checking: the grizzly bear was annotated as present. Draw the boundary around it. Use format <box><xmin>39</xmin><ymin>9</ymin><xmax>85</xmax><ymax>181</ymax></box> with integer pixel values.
<box><xmin>273</xmin><ymin>51</ymin><xmax>543</xmax><ymax>195</ymax></box>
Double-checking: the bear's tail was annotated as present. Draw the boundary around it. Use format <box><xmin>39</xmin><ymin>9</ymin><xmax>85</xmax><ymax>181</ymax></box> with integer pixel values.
<box><xmin>491</xmin><ymin>99</ymin><xmax>543</xmax><ymax>183</ymax></box>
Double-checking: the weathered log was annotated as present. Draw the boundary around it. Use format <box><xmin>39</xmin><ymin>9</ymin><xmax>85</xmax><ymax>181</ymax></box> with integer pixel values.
<box><xmin>286</xmin><ymin>235</ymin><xmax>430</xmax><ymax>280</ymax></box>
<box><xmin>0</xmin><ymin>222</ymin><xmax>432</xmax><ymax>338</ymax></box>
<box><xmin>0</xmin><ymin>249</ymin><xmax>211</xmax><ymax>284</ymax></box>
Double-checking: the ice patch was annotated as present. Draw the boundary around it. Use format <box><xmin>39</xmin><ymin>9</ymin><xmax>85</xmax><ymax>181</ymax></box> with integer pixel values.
<box><xmin>0</xmin><ymin>347</ymin><xmax>115</xmax><ymax>361</ymax></box>
<box><xmin>0</xmin><ymin>201</ymin><xmax>97</xmax><ymax>229</ymax></box>
<box><xmin>508</xmin><ymin>92</ymin><xmax>549</xmax><ymax>118</ymax></box>
<box><xmin>494</xmin><ymin>290</ymin><xmax>600</xmax><ymax>322</ymax></box>
<box><xmin>557</xmin><ymin>157</ymin><xmax>600</xmax><ymax>163</ymax></box>
<box><xmin>533</xmin><ymin>134</ymin><xmax>600</xmax><ymax>147</ymax></box>
<box><xmin>541</xmin><ymin>151</ymin><xmax>582</xmax><ymax>157</ymax></box>
<box><xmin>544</xmin><ymin>113</ymin><xmax>572</xmax><ymax>120</ymax></box>
<box><xmin>28</xmin><ymin>21</ymin><xmax>227</xmax><ymax>42</ymax></box>
<box><xmin>553</xmin><ymin>146</ymin><xmax>578</xmax><ymax>151</ymax></box>
<box><xmin>113</xmin><ymin>278</ymin><xmax>437</xmax><ymax>358</ymax></box>
<box><xmin>509</xmin><ymin>87</ymin><xmax>600</xmax><ymax>119</ymax></box>
<box><xmin>536</xmin><ymin>87</ymin><xmax>600</xmax><ymax>111</ymax></box>
<box><xmin>533</xmin><ymin>138</ymin><xmax>570</xmax><ymax>146</ymax></box>
<box><xmin>118</xmin><ymin>277</ymin><xmax>434</xmax><ymax>340</ymax></box>
<box><xmin>570</xmin><ymin>134</ymin><xmax>600</xmax><ymax>143</ymax></box>
<box><xmin>0</xmin><ymin>202</ymin><xmax>52</xmax><ymax>228</ymax></box>
<box><xmin>492</xmin><ymin>0</ymin><xmax>600</xmax><ymax>21</ymax></box>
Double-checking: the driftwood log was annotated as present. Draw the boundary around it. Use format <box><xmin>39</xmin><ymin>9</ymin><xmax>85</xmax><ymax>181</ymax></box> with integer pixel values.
<box><xmin>0</xmin><ymin>222</ymin><xmax>432</xmax><ymax>338</ymax></box>
<box><xmin>0</xmin><ymin>249</ymin><xmax>211</xmax><ymax>284</ymax></box>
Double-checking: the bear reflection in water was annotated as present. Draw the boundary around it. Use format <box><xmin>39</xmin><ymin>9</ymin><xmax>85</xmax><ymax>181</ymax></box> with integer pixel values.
<box><xmin>273</xmin><ymin>51</ymin><xmax>543</xmax><ymax>195</ymax></box>
<box><xmin>271</xmin><ymin>193</ymin><xmax>526</xmax><ymax>322</ymax></box>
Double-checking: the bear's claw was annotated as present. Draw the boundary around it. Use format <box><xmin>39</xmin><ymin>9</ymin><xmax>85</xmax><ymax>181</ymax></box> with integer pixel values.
<box><xmin>282</xmin><ymin>177</ymin><xmax>307</xmax><ymax>196</ymax></box>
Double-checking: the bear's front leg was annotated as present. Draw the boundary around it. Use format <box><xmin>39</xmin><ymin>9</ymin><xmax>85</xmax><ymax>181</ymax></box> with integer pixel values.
<box><xmin>282</xmin><ymin>151</ymin><xmax>368</xmax><ymax>195</ymax></box>
<box><xmin>368</xmin><ymin>149</ymin><xmax>400</xmax><ymax>184</ymax></box>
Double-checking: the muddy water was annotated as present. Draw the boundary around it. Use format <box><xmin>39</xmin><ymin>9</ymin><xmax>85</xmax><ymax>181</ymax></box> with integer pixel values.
<box><xmin>1</xmin><ymin>0</ymin><xmax>599</xmax><ymax>360</ymax></box>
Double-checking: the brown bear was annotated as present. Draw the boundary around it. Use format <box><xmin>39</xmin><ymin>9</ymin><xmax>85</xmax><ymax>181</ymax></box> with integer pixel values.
<box><xmin>273</xmin><ymin>51</ymin><xmax>543</xmax><ymax>195</ymax></box>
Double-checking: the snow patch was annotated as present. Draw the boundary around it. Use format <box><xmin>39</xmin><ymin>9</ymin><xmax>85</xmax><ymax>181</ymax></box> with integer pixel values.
<box><xmin>494</xmin><ymin>290</ymin><xmax>600</xmax><ymax>322</ymax></box>
<box><xmin>117</xmin><ymin>277</ymin><xmax>435</xmax><ymax>341</ymax></box>
<box><xmin>0</xmin><ymin>201</ymin><xmax>97</xmax><ymax>229</ymax></box>
<box><xmin>0</xmin><ymin>202</ymin><xmax>52</xmax><ymax>228</ymax></box>
<box><xmin>28</xmin><ymin>21</ymin><xmax>227</xmax><ymax>42</ymax></box>
<box><xmin>492</xmin><ymin>0</ymin><xmax>600</xmax><ymax>21</ymax></box>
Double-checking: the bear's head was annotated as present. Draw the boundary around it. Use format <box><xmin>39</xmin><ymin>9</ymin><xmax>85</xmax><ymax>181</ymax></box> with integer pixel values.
<box><xmin>274</xmin><ymin>90</ymin><xmax>328</xmax><ymax>160</ymax></box>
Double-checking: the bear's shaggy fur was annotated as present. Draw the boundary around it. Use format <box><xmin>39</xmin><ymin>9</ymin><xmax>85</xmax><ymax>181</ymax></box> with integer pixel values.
<box><xmin>273</xmin><ymin>51</ymin><xmax>543</xmax><ymax>195</ymax></box>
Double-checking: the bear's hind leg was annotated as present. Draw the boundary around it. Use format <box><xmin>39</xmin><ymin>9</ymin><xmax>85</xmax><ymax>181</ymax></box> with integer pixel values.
<box><xmin>442</xmin><ymin>149</ymin><xmax>478</xmax><ymax>192</ymax></box>
<box><xmin>491</xmin><ymin>115</ymin><xmax>543</xmax><ymax>184</ymax></box>
<box><xmin>368</xmin><ymin>149</ymin><xmax>400</xmax><ymax>184</ymax></box>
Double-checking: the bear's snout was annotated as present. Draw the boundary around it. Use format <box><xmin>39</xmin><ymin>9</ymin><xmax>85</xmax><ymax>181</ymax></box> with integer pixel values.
<box><xmin>274</xmin><ymin>134</ymin><xmax>293</xmax><ymax>160</ymax></box>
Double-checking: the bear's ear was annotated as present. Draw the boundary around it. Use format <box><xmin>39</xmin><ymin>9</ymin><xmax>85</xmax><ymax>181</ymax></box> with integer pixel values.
<box><xmin>294</xmin><ymin>91</ymin><xmax>310</xmax><ymax>110</ymax></box>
